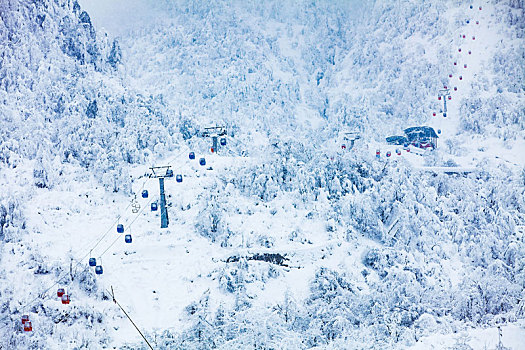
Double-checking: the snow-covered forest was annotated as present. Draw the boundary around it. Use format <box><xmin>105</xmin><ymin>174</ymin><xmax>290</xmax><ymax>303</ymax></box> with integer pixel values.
<box><xmin>1</xmin><ymin>0</ymin><xmax>524</xmax><ymax>348</ymax></box>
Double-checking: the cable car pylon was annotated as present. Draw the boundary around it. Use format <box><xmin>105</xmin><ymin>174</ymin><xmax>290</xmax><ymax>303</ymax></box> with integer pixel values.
<box><xmin>149</xmin><ymin>165</ymin><xmax>178</xmax><ymax>228</ymax></box>
<box><xmin>201</xmin><ymin>125</ymin><xmax>227</xmax><ymax>154</ymax></box>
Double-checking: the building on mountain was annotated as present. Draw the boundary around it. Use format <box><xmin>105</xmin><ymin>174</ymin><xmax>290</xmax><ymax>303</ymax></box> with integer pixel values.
<box><xmin>386</xmin><ymin>135</ymin><xmax>408</xmax><ymax>145</ymax></box>
<box><xmin>403</xmin><ymin>126</ymin><xmax>438</xmax><ymax>149</ymax></box>
<box><xmin>386</xmin><ymin>126</ymin><xmax>438</xmax><ymax>149</ymax></box>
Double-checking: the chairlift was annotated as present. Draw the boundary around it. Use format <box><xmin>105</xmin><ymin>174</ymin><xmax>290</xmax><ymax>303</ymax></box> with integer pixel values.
<box><xmin>89</xmin><ymin>257</ymin><xmax>96</xmax><ymax>267</ymax></box>
<box><xmin>376</xmin><ymin>149</ymin><xmax>380</xmax><ymax>158</ymax></box>
<box><xmin>125</xmin><ymin>234</ymin><xmax>132</xmax><ymax>244</ymax></box>
<box><xmin>386</xmin><ymin>151</ymin><xmax>391</xmax><ymax>157</ymax></box>
<box><xmin>23</xmin><ymin>321</ymin><xmax>32</xmax><ymax>332</ymax></box>
<box><xmin>189</xmin><ymin>152</ymin><xmax>195</xmax><ymax>160</ymax></box>
<box><xmin>141</xmin><ymin>190</ymin><xmax>148</xmax><ymax>198</ymax></box>
<box><xmin>61</xmin><ymin>294</ymin><xmax>70</xmax><ymax>305</ymax></box>
<box><xmin>151</xmin><ymin>202</ymin><xmax>158</xmax><ymax>211</ymax></box>
<box><xmin>166</xmin><ymin>169</ymin><xmax>174</xmax><ymax>177</ymax></box>
<box><xmin>131</xmin><ymin>199</ymin><xmax>140</xmax><ymax>213</ymax></box>
<box><xmin>438</xmin><ymin>129</ymin><xmax>442</xmax><ymax>134</ymax></box>
<box><xmin>438</xmin><ymin>96</ymin><xmax>442</xmax><ymax>101</ymax></box>
<box><xmin>117</xmin><ymin>224</ymin><xmax>124</xmax><ymax>233</ymax></box>
<box><xmin>220</xmin><ymin>138</ymin><xmax>227</xmax><ymax>146</ymax></box>
<box><xmin>22</xmin><ymin>315</ymin><xmax>29</xmax><ymax>324</ymax></box>
<box><xmin>448</xmin><ymin>96</ymin><xmax>452</xmax><ymax>100</ymax></box>
<box><xmin>454</xmin><ymin>86</ymin><xmax>458</xmax><ymax>91</ymax></box>
<box><xmin>459</xmin><ymin>75</ymin><xmax>463</xmax><ymax>80</ymax></box>
<box><xmin>57</xmin><ymin>288</ymin><xmax>65</xmax><ymax>297</ymax></box>
<box><xmin>176</xmin><ymin>174</ymin><xmax>183</xmax><ymax>183</ymax></box>
<box><xmin>199</xmin><ymin>158</ymin><xmax>206</xmax><ymax>166</ymax></box>
<box><xmin>95</xmin><ymin>265</ymin><xmax>103</xmax><ymax>275</ymax></box>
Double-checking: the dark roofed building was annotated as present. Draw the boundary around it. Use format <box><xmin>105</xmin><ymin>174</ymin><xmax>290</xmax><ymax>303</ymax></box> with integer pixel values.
<box><xmin>403</xmin><ymin>126</ymin><xmax>438</xmax><ymax>149</ymax></box>
<box><xmin>386</xmin><ymin>135</ymin><xmax>408</xmax><ymax>145</ymax></box>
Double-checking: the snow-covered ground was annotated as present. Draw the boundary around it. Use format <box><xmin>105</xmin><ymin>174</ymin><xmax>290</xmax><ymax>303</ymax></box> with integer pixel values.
<box><xmin>368</xmin><ymin>0</ymin><xmax>524</xmax><ymax>174</ymax></box>
<box><xmin>1</xmin><ymin>0</ymin><xmax>524</xmax><ymax>349</ymax></box>
<box><xmin>410</xmin><ymin>319</ymin><xmax>525</xmax><ymax>350</ymax></box>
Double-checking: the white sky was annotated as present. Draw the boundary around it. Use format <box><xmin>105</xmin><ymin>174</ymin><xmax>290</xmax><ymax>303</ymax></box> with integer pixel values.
<box><xmin>78</xmin><ymin>0</ymin><xmax>165</xmax><ymax>37</ymax></box>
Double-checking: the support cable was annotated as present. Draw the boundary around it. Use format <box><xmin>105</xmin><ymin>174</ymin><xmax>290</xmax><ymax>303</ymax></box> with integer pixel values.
<box><xmin>3</xmin><ymin>147</ymin><xmax>185</xmax><ymax>327</ymax></box>
<box><xmin>75</xmin><ymin>176</ymin><xmax>152</xmax><ymax>258</ymax></box>
<box><xmin>1</xmin><ymin>177</ymin><xmax>154</xmax><ymax>323</ymax></box>
<box><xmin>108</xmin><ymin>286</ymin><xmax>155</xmax><ymax>350</ymax></box>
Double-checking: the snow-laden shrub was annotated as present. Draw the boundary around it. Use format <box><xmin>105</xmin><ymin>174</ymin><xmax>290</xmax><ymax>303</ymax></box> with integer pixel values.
<box><xmin>0</xmin><ymin>195</ymin><xmax>25</xmax><ymax>243</ymax></box>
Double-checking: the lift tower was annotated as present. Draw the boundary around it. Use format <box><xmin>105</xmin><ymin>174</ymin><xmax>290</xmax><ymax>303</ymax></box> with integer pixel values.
<box><xmin>150</xmin><ymin>166</ymin><xmax>174</xmax><ymax>228</ymax></box>
<box><xmin>202</xmin><ymin>126</ymin><xmax>227</xmax><ymax>153</ymax></box>
<box><xmin>438</xmin><ymin>88</ymin><xmax>451</xmax><ymax>115</ymax></box>
<box><xmin>343</xmin><ymin>131</ymin><xmax>361</xmax><ymax>150</ymax></box>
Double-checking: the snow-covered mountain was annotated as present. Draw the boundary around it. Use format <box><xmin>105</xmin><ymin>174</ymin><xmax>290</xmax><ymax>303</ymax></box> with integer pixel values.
<box><xmin>1</xmin><ymin>0</ymin><xmax>524</xmax><ymax>349</ymax></box>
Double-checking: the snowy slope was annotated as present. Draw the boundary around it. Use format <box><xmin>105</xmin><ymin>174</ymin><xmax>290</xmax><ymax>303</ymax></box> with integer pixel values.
<box><xmin>330</xmin><ymin>0</ymin><xmax>524</xmax><ymax>172</ymax></box>
<box><xmin>1</xmin><ymin>0</ymin><xmax>524</xmax><ymax>349</ymax></box>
